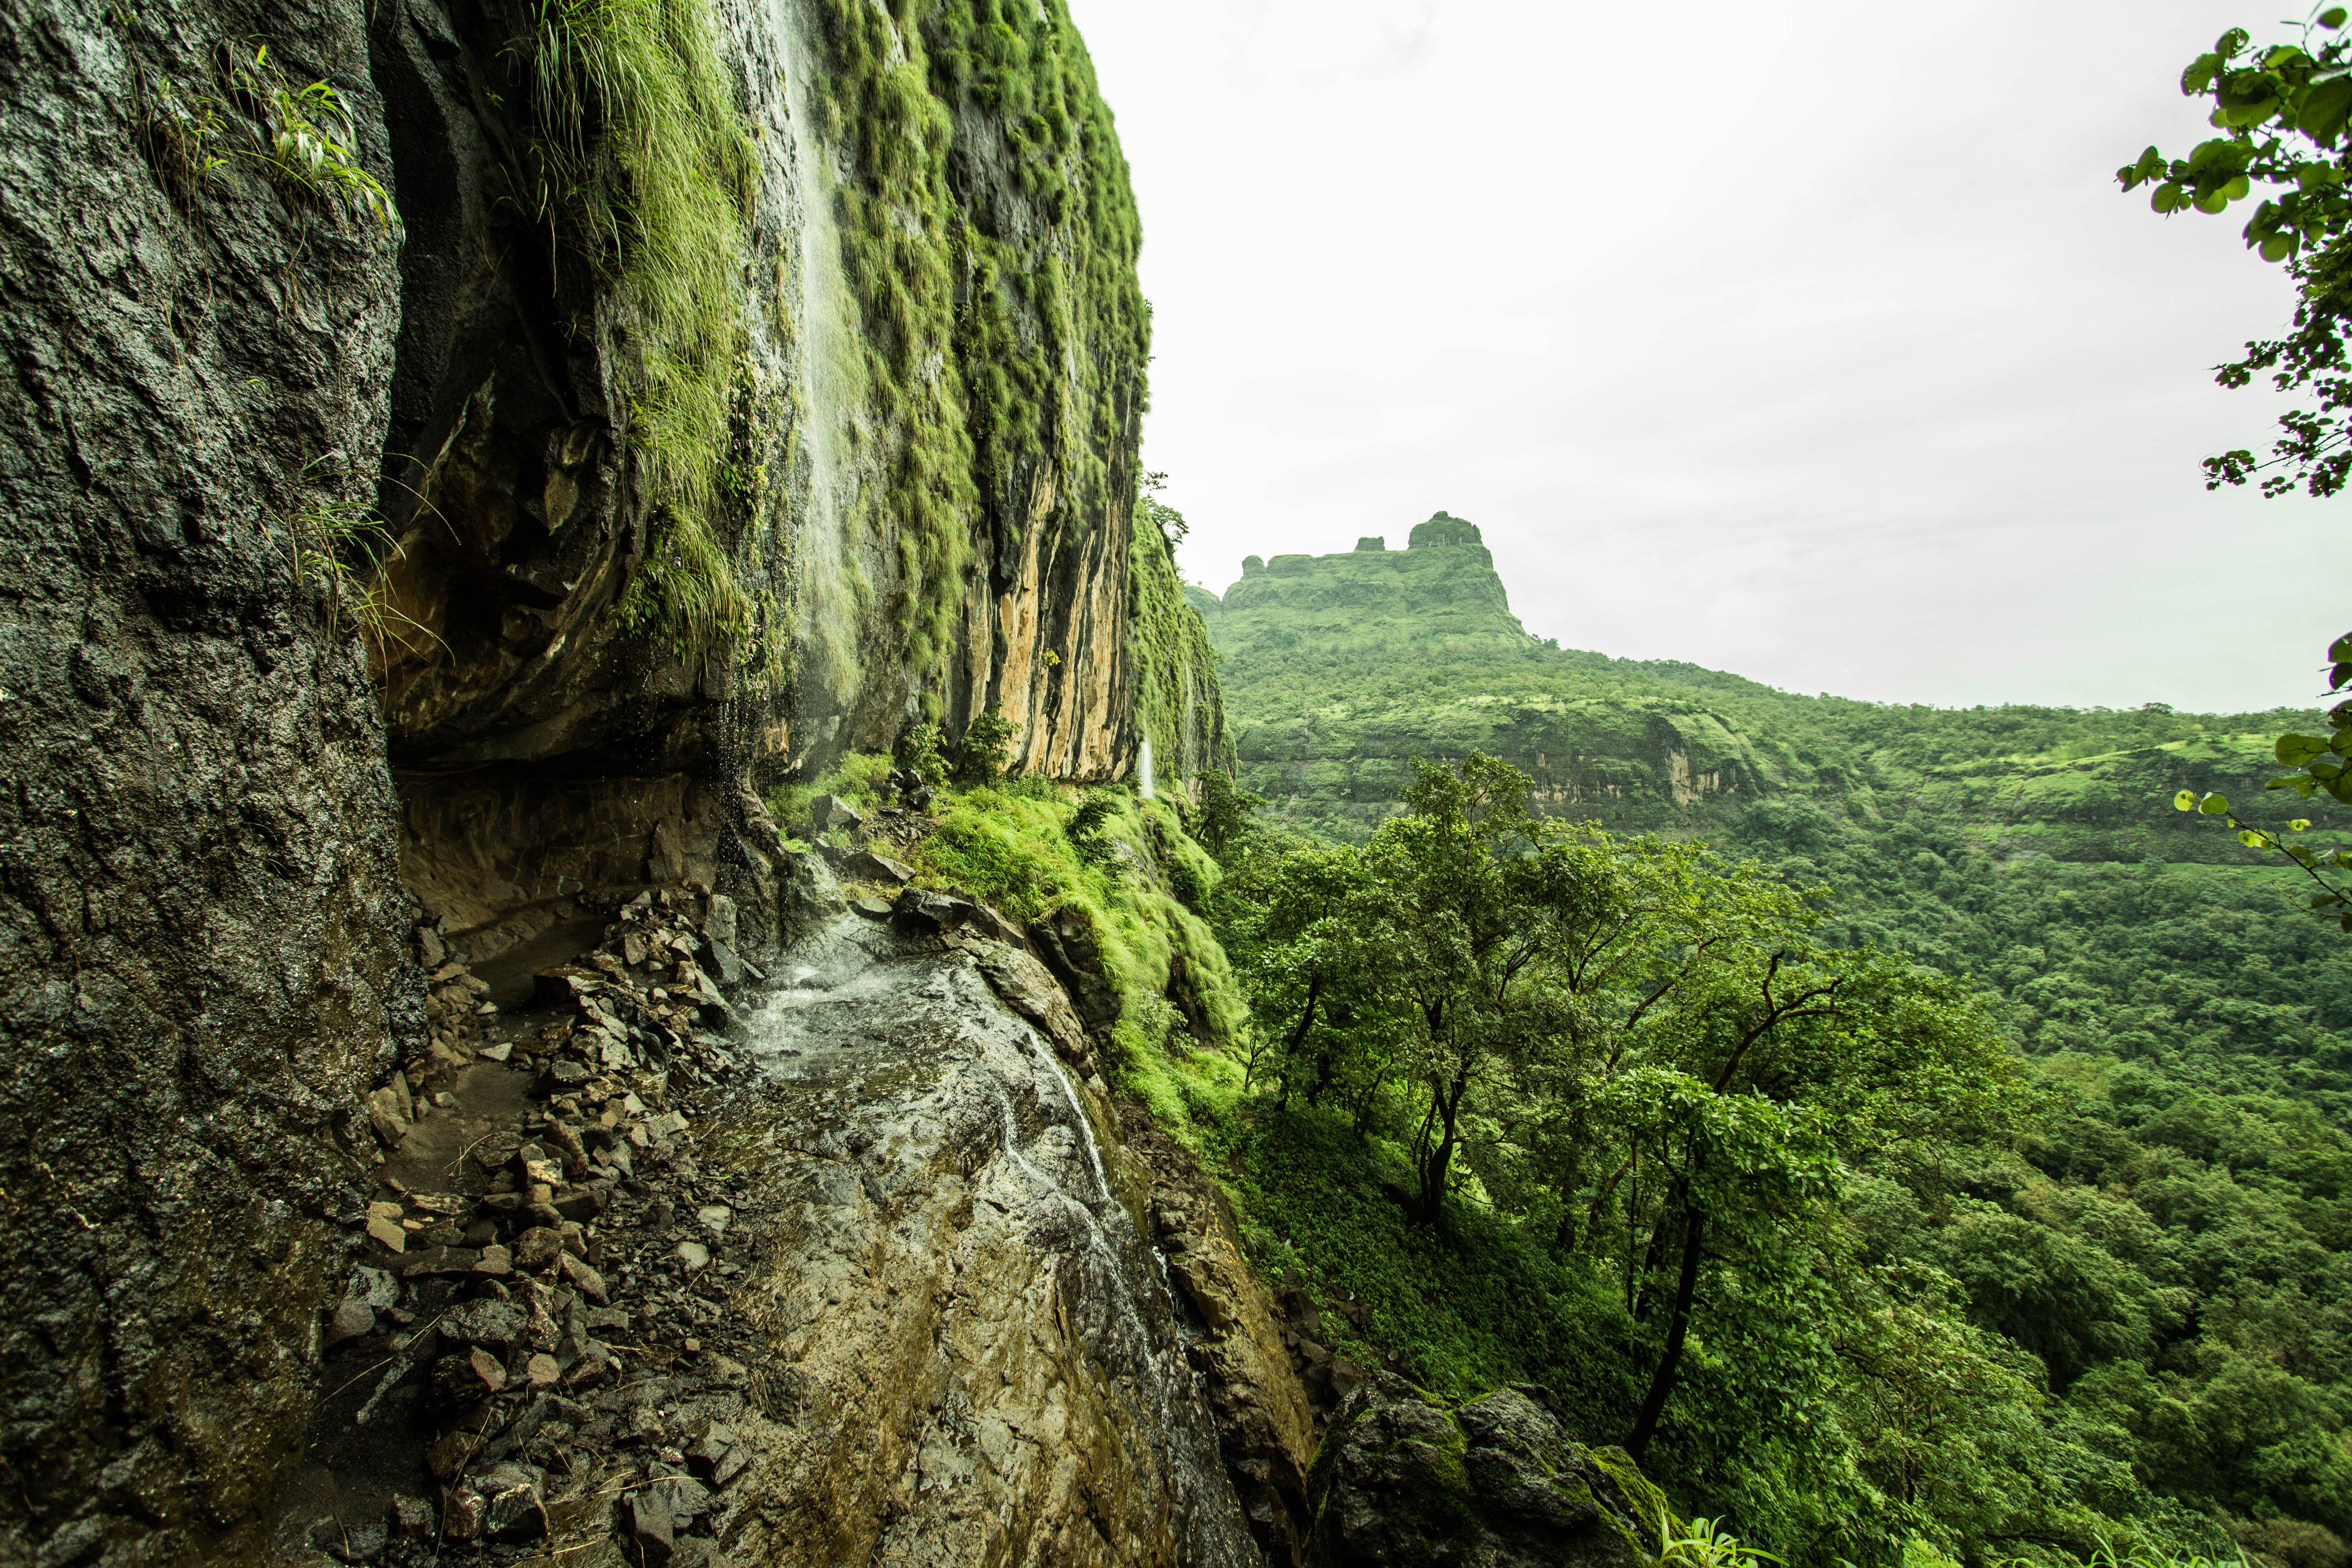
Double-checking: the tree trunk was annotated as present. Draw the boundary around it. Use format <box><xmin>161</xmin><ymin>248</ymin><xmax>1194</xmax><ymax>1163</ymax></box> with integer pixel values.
<box><xmin>1416</xmin><ymin>1068</ymin><xmax>1470</xmax><ymax>1221</ymax></box>
<box><xmin>1551</xmin><ymin>1144</ymin><xmax>1588</xmax><ymax>1253</ymax></box>
<box><xmin>1626</xmin><ymin>1206</ymin><xmax>1705</xmax><ymax>1461</ymax></box>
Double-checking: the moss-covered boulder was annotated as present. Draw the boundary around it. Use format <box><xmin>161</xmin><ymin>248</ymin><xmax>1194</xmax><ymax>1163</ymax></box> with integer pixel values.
<box><xmin>1302</xmin><ymin>1375</ymin><xmax>1663</xmax><ymax>1567</ymax></box>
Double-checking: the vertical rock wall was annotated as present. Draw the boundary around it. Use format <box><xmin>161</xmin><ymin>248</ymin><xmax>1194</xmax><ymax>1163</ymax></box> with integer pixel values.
<box><xmin>368</xmin><ymin>0</ymin><xmax>1224</xmax><ymax>957</ymax></box>
<box><xmin>0</xmin><ymin>0</ymin><xmax>412</xmax><ymax>1558</ymax></box>
<box><xmin>0</xmin><ymin>0</ymin><xmax>1231</xmax><ymax>1562</ymax></box>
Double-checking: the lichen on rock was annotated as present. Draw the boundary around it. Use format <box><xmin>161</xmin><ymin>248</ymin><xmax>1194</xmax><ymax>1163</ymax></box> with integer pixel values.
<box><xmin>1301</xmin><ymin>1375</ymin><xmax>1667</xmax><ymax>1568</ymax></box>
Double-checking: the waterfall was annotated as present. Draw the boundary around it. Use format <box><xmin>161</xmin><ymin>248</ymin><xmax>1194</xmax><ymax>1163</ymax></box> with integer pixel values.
<box><xmin>1138</xmin><ymin>737</ymin><xmax>1155</xmax><ymax>799</ymax></box>
<box><xmin>771</xmin><ymin>0</ymin><xmax>865</xmax><ymax>719</ymax></box>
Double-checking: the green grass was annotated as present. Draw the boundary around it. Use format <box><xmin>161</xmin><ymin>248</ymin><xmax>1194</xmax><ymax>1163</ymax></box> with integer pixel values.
<box><xmin>801</xmin><ymin>0</ymin><xmax>1166</xmax><ymax>697</ymax></box>
<box><xmin>532</xmin><ymin>0</ymin><xmax>756</xmax><ymax>654</ymax></box>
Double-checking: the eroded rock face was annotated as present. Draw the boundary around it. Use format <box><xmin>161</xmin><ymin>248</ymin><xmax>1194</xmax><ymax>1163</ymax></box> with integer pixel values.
<box><xmin>1303</xmin><ymin>1377</ymin><xmax>1664</xmax><ymax>1568</ymax></box>
<box><xmin>1120</xmin><ymin>1104</ymin><xmax>1323</xmax><ymax>1563</ymax></box>
<box><xmin>703</xmin><ymin>916</ymin><xmax>1259</xmax><ymax>1566</ymax></box>
<box><xmin>0</xmin><ymin>1</ymin><xmax>412</xmax><ymax>1560</ymax></box>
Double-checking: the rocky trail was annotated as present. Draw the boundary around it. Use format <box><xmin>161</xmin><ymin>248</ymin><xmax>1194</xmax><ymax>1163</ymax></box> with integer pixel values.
<box><xmin>269</xmin><ymin>829</ymin><xmax>1324</xmax><ymax>1568</ymax></box>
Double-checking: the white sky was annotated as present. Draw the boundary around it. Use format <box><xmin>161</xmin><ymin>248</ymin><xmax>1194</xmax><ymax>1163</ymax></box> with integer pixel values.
<box><xmin>1063</xmin><ymin>0</ymin><xmax>2341</xmax><ymax>713</ymax></box>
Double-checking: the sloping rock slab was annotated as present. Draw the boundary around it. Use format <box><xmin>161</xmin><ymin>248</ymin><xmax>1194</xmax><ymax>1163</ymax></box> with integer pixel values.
<box><xmin>709</xmin><ymin>915</ymin><xmax>1257</xmax><ymax>1567</ymax></box>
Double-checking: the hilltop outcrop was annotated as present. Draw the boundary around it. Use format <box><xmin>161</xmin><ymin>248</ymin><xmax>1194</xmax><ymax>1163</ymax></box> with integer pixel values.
<box><xmin>1190</xmin><ymin>515</ymin><xmax>1774</xmax><ymax>840</ymax></box>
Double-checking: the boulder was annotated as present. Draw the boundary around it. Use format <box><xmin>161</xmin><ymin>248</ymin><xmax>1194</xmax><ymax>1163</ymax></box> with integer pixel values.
<box><xmin>843</xmin><ymin>849</ymin><xmax>914</xmax><ymax>885</ymax></box>
<box><xmin>1301</xmin><ymin>1377</ymin><xmax>1662</xmax><ymax>1568</ymax></box>
<box><xmin>807</xmin><ymin>794</ymin><xmax>863</xmax><ymax>833</ymax></box>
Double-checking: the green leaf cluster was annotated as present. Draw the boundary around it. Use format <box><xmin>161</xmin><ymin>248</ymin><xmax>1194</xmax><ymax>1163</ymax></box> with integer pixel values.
<box><xmin>2128</xmin><ymin>7</ymin><xmax>2352</xmax><ymax>496</ymax></box>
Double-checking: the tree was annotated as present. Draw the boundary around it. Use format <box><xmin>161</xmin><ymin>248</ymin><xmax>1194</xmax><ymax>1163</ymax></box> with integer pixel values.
<box><xmin>1137</xmin><ymin>469</ymin><xmax>1188</xmax><ymax>546</ymax></box>
<box><xmin>2122</xmin><ymin>6</ymin><xmax>2352</xmax><ymax>498</ymax></box>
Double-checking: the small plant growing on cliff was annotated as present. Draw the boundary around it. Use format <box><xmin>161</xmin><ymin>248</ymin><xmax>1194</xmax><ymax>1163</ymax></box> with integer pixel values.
<box><xmin>951</xmin><ymin>711</ymin><xmax>1018</xmax><ymax>786</ymax></box>
<box><xmin>229</xmin><ymin>44</ymin><xmax>397</xmax><ymax>228</ymax></box>
<box><xmin>1138</xmin><ymin>470</ymin><xmax>1188</xmax><ymax>546</ymax></box>
<box><xmin>895</xmin><ymin>722</ymin><xmax>950</xmax><ymax>787</ymax></box>
<box><xmin>132</xmin><ymin>46</ymin><xmax>394</xmax><ymax>229</ymax></box>
<box><xmin>618</xmin><ymin>507</ymin><xmax>750</xmax><ymax>657</ymax></box>
<box><xmin>282</xmin><ymin>491</ymin><xmax>437</xmax><ymax>662</ymax></box>
<box><xmin>133</xmin><ymin>74</ymin><xmax>229</xmax><ymax>211</ymax></box>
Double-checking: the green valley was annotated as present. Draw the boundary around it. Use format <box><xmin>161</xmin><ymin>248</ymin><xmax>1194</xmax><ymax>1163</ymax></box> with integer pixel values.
<box><xmin>1149</xmin><ymin>513</ymin><xmax>2352</xmax><ymax>1566</ymax></box>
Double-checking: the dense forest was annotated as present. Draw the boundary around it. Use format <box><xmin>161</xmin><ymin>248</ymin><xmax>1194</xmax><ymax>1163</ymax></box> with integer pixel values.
<box><xmin>1132</xmin><ymin>524</ymin><xmax>2352</xmax><ymax>1566</ymax></box>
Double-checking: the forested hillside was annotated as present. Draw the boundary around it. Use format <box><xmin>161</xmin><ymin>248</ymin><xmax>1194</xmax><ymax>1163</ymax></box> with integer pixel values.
<box><xmin>1171</xmin><ymin>516</ymin><xmax>2352</xmax><ymax>1565</ymax></box>
<box><xmin>1188</xmin><ymin>517</ymin><xmax>2312</xmax><ymax>863</ymax></box>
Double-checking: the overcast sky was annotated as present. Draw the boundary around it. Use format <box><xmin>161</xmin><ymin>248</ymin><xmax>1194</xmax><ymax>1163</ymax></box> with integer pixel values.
<box><xmin>1063</xmin><ymin>0</ymin><xmax>2339</xmax><ymax>714</ymax></box>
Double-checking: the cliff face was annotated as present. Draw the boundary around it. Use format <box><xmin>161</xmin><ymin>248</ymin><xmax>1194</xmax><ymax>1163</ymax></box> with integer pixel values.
<box><xmin>0</xmin><ymin>1</ymin><xmax>413</xmax><ymax>1555</ymax></box>
<box><xmin>372</xmin><ymin>0</ymin><xmax>1218</xmax><ymax>964</ymax></box>
<box><xmin>1194</xmin><ymin>515</ymin><xmax>1772</xmax><ymax>841</ymax></box>
<box><xmin>0</xmin><ymin>0</ymin><xmax>1226</xmax><ymax>1560</ymax></box>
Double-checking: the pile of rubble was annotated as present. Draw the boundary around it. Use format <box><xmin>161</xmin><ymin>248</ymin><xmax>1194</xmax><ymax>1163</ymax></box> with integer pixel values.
<box><xmin>294</xmin><ymin>888</ymin><xmax>776</xmax><ymax>1568</ymax></box>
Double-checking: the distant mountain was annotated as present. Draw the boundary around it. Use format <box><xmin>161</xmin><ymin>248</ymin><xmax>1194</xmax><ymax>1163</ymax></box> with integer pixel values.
<box><xmin>1188</xmin><ymin>512</ymin><xmax>2314</xmax><ymax>862</ymax></box>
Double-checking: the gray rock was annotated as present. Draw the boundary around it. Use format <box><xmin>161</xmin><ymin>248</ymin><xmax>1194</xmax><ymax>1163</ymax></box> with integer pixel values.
<box><xmin>655</xmin><ymin>1475</ymin><xmax>715</xmax><ymax>1525</ymax></box>
<box><xmin>702</xmin><ymin>893</ymin><xmax>738</xmax><ymax>946</ymax></box>
<box><xmin>851</xmin><ymin>897</ymin><xmax>895</xmax><ymax>921</ymax></box>
<box><xmin>345</xmin><ymin>1266</ymin><xmax>400</xmax><ymax>1309</ymax></box>
<box><xmin>845</xmin><ymin>850</ymin><xmax>914</xmax><ymax>885</ymax></box>
<box><xmin>627</xmin><ymin>1491</ymin><xmax>674</xmax><ymax>1567</ymax></box>
<box><xmin>325</xmin><ymin>1298</ymin><xmax>376</xmax><ymax>1349</ymax></box>
<box><xmin>474</xmin><ymin>1463</ymin><xmax>547</xmax><ymax>1542</ymax></box>
<box><xmin>808</xmin><ymin>794</ymin><xmax>863</xmax><ymax>832</ymax></box>
<box><xmin>1300</xmin><ymin>1376</ymin><xmax>1663</xmax><ymax>1568</ymax></box>
<box><xmin>388</xmin><ymin>1494</ymin><xmax>435</xmax><ymax>1540</ymax></box>
<box><xmin>440</xmin><ymin>1298</ymin><xmax>527</xmax><ymax>1352</ymax></box>
<box><xmin>892</xmin><ymin>888</ymin><xmax>960</xmax><ymax>934</ymax></box>
<box><xmin>311</xmin><ymin>1515</ymin><xmax>388</xmax><ymax>1563</ymax></box>
<box><xmin>784</xmin><ymin>853</ymin><xmax>848</xmax><ymax>930</ymax></box>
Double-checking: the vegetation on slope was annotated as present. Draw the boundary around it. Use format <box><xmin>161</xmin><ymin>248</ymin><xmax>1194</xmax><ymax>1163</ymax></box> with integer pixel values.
<box><xmin>1194</xmin><ymin>519</ymin><xmax>2318</xmax><ymax>857</ymax></box>
<box><xmin>804</xmin><ymin>0</ymin><xmax>1155</xmax><ymax>688</ymax></box>
<box><xmin>1161</xmin><ymin>526</ymin><xmax>2352</xmax><ymax>1563</ymax></box>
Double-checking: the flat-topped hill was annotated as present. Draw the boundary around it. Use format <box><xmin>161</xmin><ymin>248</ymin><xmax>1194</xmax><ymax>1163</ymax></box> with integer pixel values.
<box><xmin>1186</xmin><ymin>512</ymin><xmax>1533</xmax><ymax>661</ymax></box>
<box><xmin>1191</xmin><ymin>511</ymin><xmax>2313</xmax><ymax>857</ymax></box>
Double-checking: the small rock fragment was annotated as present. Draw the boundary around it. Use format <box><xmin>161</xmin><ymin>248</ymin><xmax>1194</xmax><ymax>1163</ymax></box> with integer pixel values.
<box><xmin>525</xmin><ymin>1352</ymin><xmax>561</xmax><ymax>1388</ymax></box>
<box><xmin>426</xmin><ymin>1429</ymin><xmax>480</xmax><ymax>1480</ymax></box>
<box><xmin>326</xmin><ymin>1298</ymin><xmax>375</xmax><ymax>1348</ymax></box>
<box><xmin>626</xmin><ymin>1491</ymin><xmax>674</xmax><ymax>1567</ymax></box>
<box><xmin>441</xmin><ymin>1298</ymin><xmax>527</xmax><ymax>1352</ymax></box>
<box><xmin>674</xmin><ymin>1240</ymin><xmax>710</xmax><ymax>1271</ymax></box>
<box><xmin>514</xmin><ymin>1227</ymin><xmax>564</xmax><ymax>1272</ymax></box>
<box><xmin>441</xmin><ymin>1487</ymin><xmax>487</xmax><ymax>1540</ymax></box>
<box><xmin>389</xmin><ymin>1494</ymin><xmax>436</xmax><ymax>1540</ymax></box>
<box><xmin>477</xmin><ymin>1463</ymin><xmax>547</xmax><ymax>1541</ymax></box>
<box><xmin>846</xmin><ymin>850</ymin><xmax>914</xmax><ymax>885</ymax></box>
<box><xmin>558</xmin><ymin>1252</ymin><xmax>610</xmax><ymax>1303</ymax></box>
<box><xmin>345</xmin><ymin>1265</ymin><xmax>400</xmax><ymax>1308</ymax></box>
<box><xmin>808</xmin><ymin>794</ymin><xmax>862</xmax><ymax>832</ymax></box>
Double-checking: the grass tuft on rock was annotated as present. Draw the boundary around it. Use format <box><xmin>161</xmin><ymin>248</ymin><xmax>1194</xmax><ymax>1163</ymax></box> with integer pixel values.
<box><xmin>533</xmin><ymin>0</ymin><xmax>756</xmax><ymax>651</ymax></box>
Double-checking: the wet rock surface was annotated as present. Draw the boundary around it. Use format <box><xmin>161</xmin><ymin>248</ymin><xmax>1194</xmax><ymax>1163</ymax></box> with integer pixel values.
<box><xmin>1301</xmin><ymin>1377</ymin><xmax>1663</xmax><ymax>1568</ymax></box>
<box><xmin>275</xmin><ymin>881</ymin><xmax>1264</xmax><ymax>1568</ymax></box>
<box><xmin>0</xmin><ymin>0</ymin><xmax>410</xmax><ymax>1559</ymax></box>
<box><xmin>1118</xmin><ymin>1106</ymin><xmax>1324</xmax><ymax>1564</ymax></box>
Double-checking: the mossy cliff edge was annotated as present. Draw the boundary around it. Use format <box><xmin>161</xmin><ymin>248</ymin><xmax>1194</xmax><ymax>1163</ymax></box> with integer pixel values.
<box><xmin>370</xmin><ymin>0</ymin><xmax>1220</xmax><ymax>960</ymax></box>
<box><xmin>0</xmin><ymin>0</ymin><xmax>1219</xmax><ymax>1559</ymax></box>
